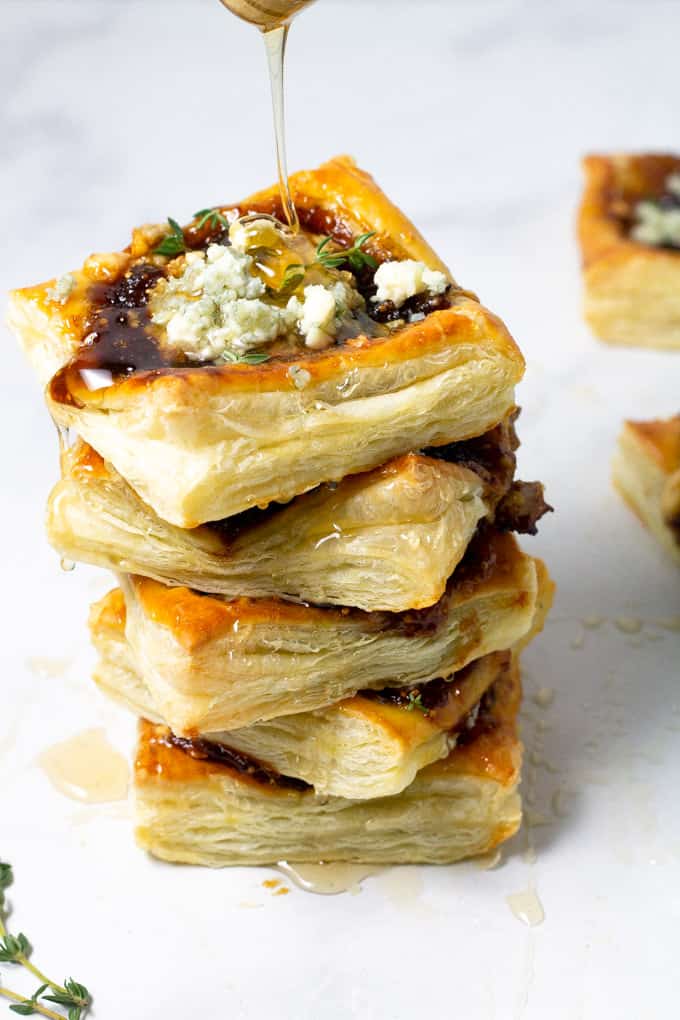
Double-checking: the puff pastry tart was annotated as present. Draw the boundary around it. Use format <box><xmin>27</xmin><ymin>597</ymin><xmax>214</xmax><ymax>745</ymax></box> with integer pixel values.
<box><xmin>9</xmin><ymin>156</ymin><xmax>524</xmax><ymax>527</ymax></box>
<box><xmin>92</xmin><ymin>561</ymin><xmax>552</xmax><ymax>799</ymax></box>
<box><xmin>92</xmin><ymin>531</ymin><xmax>537</xmax><ymax>734</ymax></box>
<box><xmin>90</xmin><ymin>585</ymin><xmax>511</xmax><ymax>798</ymax></box>
<box><xmin>49</xmin><ymin>413</ymin><xmax>549</xmax><ymax>611</ymax></box>
<box><xmin>50</xmin><ymin>440</ymin><xmax>488</xmax><ymax>613</ymax></box>
<box><xmin>613</xmin><ymin>415</ymin><xmax>680</xmax><ymax>564</ymax></box>
<box><xmin>134</xmin><ymin>657</ymin><xmax>523</xmax><ymax>866</ymax></box>
<box><xmin>579</xmin><ymin>153</ymin><xmax>680</xmax><ymax>348</ymax></box>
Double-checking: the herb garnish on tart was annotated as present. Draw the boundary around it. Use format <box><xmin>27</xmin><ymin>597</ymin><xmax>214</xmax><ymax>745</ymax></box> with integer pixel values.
<box><xmin>45</xmin><ymin>204</ymin><xmax>454</xmax><ymax>390</ymax></box>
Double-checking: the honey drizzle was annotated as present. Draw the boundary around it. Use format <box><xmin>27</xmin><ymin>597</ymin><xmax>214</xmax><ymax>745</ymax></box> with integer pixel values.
<box><xmin>39</xmin><ymin>729</ymin><xmax>129</xmax><ymax>804</ymax></box>
<box><xmin>276</xmin><ymin>861</ymin><xmax>383</xmax><ymax>895</ymax></box>
<box><xmin>263</xmin><ymin>25</ymin><xmax>299</xmax><ymax>232</ymax></box>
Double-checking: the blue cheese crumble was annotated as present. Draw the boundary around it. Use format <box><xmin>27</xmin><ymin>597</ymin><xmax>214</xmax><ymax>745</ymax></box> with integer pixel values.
<box><xmin>373</xmin><ymin>260</ymin><xmax>448</xmax><ymax>306</ymax></box>
<box><xmin>148</xmin><ymin>216</ymin><xmax>448</xmax><ymax>364</ymax></box>
<box><xmin>149</xmin><ymin>246</ymin><xmax>288</xmax><ymax>361</ymax></box>
<box><xmin>149</xmin><ymin>242</ymin><xmax>362</xmax><ymax>362</ymax></box>
<box><xmin>631</xmin><ymin>172</ymin><xmax>680</xmax><ymax>248</ymax></box>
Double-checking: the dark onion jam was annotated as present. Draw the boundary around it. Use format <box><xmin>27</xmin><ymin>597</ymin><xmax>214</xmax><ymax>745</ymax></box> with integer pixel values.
<box><xmin>427</xmin><ymin>410</ymin><xmax>520</xmax><ymax>506</ymax></box>
<box><xmin>164</xmin><ymin>662</ymin><xmax>508</xmax><ymax>790</ymax></box>
<box><xmin>371</xmin><ymin>288</ymin><xmax>452</xmax><ymax>324</ymax></box>
<box><xmin>362</xmin><ymin>676</ymin><xmax>453</xmax><ymax>713</ymax></box>
<box><xmin>362</xmin><ymin>663</ymin><xmax>508</xmax><ymax>740</ymax></box>
<box><xmin>75</xmin><ymin>263</ymin><xmax>169</xmax><ymax>374</ymax></box>
<box><xmin>164</xmin><ymin>732</ymin><xmax>310</xmax><ymax>791</ymax></box>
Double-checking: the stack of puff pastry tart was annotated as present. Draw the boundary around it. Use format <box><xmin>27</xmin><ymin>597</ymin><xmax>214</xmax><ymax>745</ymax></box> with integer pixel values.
<box><xmin>10</xmin><ymin>156</ymin><xmax>553</xmax><ymax>867</ymax></box>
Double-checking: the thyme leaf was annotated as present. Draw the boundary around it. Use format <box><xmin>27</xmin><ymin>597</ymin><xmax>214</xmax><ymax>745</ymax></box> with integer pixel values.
<box><xmin>271</xmin><ymin>232</ymin><xmax>378</xmax><ymax>296</ymax></box>
<box><xmin>220</xmin><ymin>350</ymin><xmax>270</xmax><ymax>365</ymax></box>
<box><xmin>316</xmin><ymin>231</ymin><xmax>377</xmax><ymax>272</ymax></box>
<box><xmin>193</xmin><ymin>207</ymin><xmax>230</xmax><ymax>233</ymax></box>
<box><xmin>8</xmin><ymin>985</ymin><xmax>47</xmax><ymax>1016</ymax></box>
<box><xmin>153</xmin><ymin>217</ymin><xmax>187</xmax><ymax>257</ymax></box>
<box><xmin>0</xmin><ymin>934</ymin><xmax>30</xmax><ymax>963</ymax></box>
<box><xmin>272</xmin><ymin>263</ymin><xmax>305</xmax><ymax>297</ymax></box>
<box><xmin>404</xmin><ymin>691</ymin><xmax>427</xmax><ymax>714</ymax></box>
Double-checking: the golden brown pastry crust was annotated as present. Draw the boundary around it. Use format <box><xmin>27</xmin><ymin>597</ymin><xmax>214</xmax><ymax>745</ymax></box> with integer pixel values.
<box><xmin>246</xmin><ymin>156</ymin><xmax>455</xmax><ymax>273</ymax></box>
<box><xmin>108</xmin><ymin>531</ymin><xmax>537</xmax><ymax>733</ymax></box>
<box><xmin>10</xmin><ymin>156</ymin><xmax>459</xmax><ymax>382</ymax></box>
<box><xmin>9</xmin><ymin>156</ymin><xmax>524</xmax><ymax>527</ymax></box>
<box><xmin>513</xmin><ymin>557</ymin><xmax>554</xmax><ymax>654</ymax></box>
<box><xmin>579</xmin><ymin>153</ymin><xmax>680</xmax><ymax>349</ymax></box>
<box><xmin>133</xmin><ymin>658</ymin><xmax>523</xmax><ymax>866</ymax></box>
<box><xmin>612</xmin><ymin>415</ymin><xmax>680</xmax><ymax>564</ymax></box>
<box><xmin>48</xmin><ymin>438</ymin><xmax>489</xmax><ymax>612</ymax></box>
<box><xmin>90</xmin><ymin>587</ymin><xmax>511</xmax><ymax>798</ymax></box>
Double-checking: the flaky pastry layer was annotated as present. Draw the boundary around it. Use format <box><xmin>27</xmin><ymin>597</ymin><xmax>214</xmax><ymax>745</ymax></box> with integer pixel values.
<box><xmin>49</xmin><ymin>439</ymin><xmax>488</xmax><ymax>612</ymax></box>
<box><xmin>134</xmin><ymin>658</ymin><xmax>523</xmax><ymax>867</ymax></box>
<box><xmin>105</xmin><ymin>531</ymin><xmax>536</xmax><ymax>733</ymax></box>
<box><xmin>91</xmin><ymin>590</ymin><xmax>510</xmax><ymax>799</ymax></box>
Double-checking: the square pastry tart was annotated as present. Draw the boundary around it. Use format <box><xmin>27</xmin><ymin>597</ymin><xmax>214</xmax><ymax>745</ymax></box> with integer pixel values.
<box><xmin>48</xmin><ymin>410</ymin><xmax>548</xmax><ymax>611</ymax></box>
<box><xmin>14</xmin><ymin>154</ymin><xmax>553</xmax><ymax>869</ymax></box>
<box><xmin>9</xmin><ymin>155</ymin><xmax>524</xmax><ymax>528</ymax></box>
<box><xmin>94</xmin><ymin>530</ymin><xmax>539</xmax><ymax>734</ymax></box>
<box><xmin>91</xmin><ymin>560</ymin><xmax>552</xmax><ymax>802</ymax></box>
<box><xmin>579</xmin><ymin>153</ymin><xmax>680</xmax><ymax>348</ymax></box>
<box><xmin>613</xmin><ymin>414</ymin><xmax>680</xmax><ymax>564</ymax></box>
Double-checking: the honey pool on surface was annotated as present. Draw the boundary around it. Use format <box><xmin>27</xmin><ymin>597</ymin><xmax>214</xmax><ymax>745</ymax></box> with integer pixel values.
<box><xmin>39</xmin><ymin>728</ymin><xmax>129</xmax><ymax>804</ymax></box>
<box><xmin>276</xmin><ymin>861</ymin><xmax>383</xmax><ymax>895</ymax></box>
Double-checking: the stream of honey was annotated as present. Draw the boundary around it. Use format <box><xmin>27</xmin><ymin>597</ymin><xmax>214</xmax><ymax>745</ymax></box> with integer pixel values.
<box><xmin>219</xmin><ymin>0</ymin><xmax>318</xmax><ymax>231</ymax></box>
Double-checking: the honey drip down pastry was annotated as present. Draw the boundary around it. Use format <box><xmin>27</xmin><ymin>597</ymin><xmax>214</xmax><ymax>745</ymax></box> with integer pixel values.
<box><xmin>10</xmin><ymin>156</ymin><xmax>553</xmax><ymax>867</ymax></box>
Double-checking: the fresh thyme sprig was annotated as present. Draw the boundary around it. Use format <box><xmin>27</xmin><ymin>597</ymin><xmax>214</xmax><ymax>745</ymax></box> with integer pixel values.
<box><xmin>42</xmin><ymin>982</ymin><xmax>91</xmax><ymax>1019</ymax></box>
<box><xmin>276</xmin><ymin>232</ymin><xmax>377</xmax><ymax>296</ymax></box>
<box><xmin>153</xmin><ymin>208</ymin><xmax>230</xmax><ymax>257</ymax></box>
<box><xmin>315</xmin><ymin>232</ymin><xmax>377</xmax><ymax>272</ymax></box>
<box><xmin>0</xmin><ymin>863</ymin><xmax>91</xmax><ymax>1020</ymax></box>
<box><xmin>193</xmin><ymin>207</ymin><xmax>230</xmax><ymax>233</ymax></box>
<box><xmin>153</xmin><ymin>217</ymin><xmax>187</xmax><ymax>257</ymax></box>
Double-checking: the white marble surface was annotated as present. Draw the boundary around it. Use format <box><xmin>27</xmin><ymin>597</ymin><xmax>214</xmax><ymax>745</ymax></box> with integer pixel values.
<box><xmin>2</xmin><ymin>1</ymin><xmax>680</xmax><ymax>1017</ymax></box>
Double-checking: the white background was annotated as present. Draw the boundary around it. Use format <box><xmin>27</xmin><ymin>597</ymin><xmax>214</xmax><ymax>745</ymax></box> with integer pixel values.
<box><xmin>2</xmin><ymin>1</ymin><xmax>679</xmax><ymax>1017</ymax></box>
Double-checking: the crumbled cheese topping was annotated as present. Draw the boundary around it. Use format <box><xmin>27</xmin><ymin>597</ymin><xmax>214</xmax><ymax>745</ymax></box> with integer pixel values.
<box><xmin>149</xmin><ymin>242</ymin><xmax>364</xmax><ymax>362</ymax></box>
<box><xmin>631</xmin><ymin>172</ymin><xmax>680</xmax><ymax>248</ymax></box>
<box><xmin>47</xmin><ymin>272</ymin><xmax>76</xmax><ymax>305</ymax></box>
<box><xmin>288</xmin><ymin>281</ymin><xmax>363</xmax><ymax>350</ymax></box>
<box><xmin>149</xmin><ymin>245</ymin><xmax>291</xmax><ymax>361</ymax></box>
<box><xmin>632</xmin><ymin>201</ymin><xmax>680</xmax><ymax>248</ymax></box>
<box><xmin>373</xmin><ymin>259</ymin><xmax>448</xmax><ymax>306</ymax></box>
<box><xmin>294</xmin><ymin>285</ymin><xmax>336</xmax><ymax>349</ymax></box>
